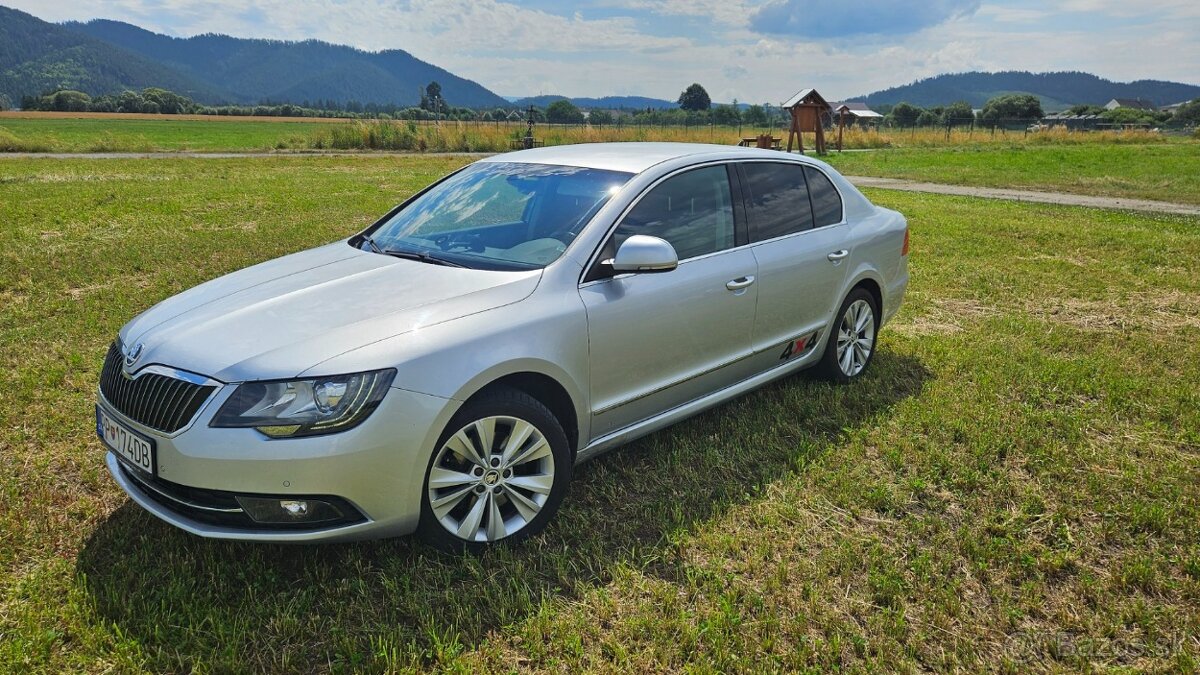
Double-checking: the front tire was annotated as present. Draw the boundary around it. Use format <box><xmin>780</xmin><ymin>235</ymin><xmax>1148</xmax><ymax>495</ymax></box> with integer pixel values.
<box><xmin>417</xmin><ymin>387</ymin><xmax>571</xmax><ymax>552</ymax></box>
<box><xmin>813</xmin><ymin>288</ymin><xmax>879</xmax><ymax>382</ymax></box>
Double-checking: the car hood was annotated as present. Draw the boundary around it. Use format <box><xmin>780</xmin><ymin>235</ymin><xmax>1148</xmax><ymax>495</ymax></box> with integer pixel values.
<box><xmin>119</xmin><ymin>242</ymin><xmax>541</xmax><ymax>382</ymax></box>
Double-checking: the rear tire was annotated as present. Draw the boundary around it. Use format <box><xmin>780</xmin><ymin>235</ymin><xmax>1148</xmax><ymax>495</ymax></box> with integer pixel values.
<box><xmin>417</xmin><ymin>387</ymin><xmax>571</xmax><ymax>552</ymax></box>
<box><xmin>813</xmin><ymin>288</ymin><xmax>879</xmax><ymax>383</ymax></box>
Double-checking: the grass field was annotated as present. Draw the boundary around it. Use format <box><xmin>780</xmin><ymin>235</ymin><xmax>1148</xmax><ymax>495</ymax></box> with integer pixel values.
<box><xmin>4</xmin><ymin>113</ymin><xmax>1198</xmax><ymax>207</ymax></box>
<box><xmin>0</xmin><ymin>111</ymin><xmax>1186</xmax><ymax>153</ymax></box>
<box><xmin>1</xmin><ymin>155</ymin><xmax>1198</xmax><ymax>672</ymax></box>
<box><xmin>823</xmin><ymin>143</ymin><xmax>1200</xmax><ymax>205</ymax></box>
<box><xmin>0</xmin><ymin>116</ymin><xmax>344</xmax><ymax>152</ymax></box>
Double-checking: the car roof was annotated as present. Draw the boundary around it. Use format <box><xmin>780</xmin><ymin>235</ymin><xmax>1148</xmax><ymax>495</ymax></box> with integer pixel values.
<box><xmin>480</xmin><ymin>142</ymin><xmax>814</xmax><ymax>175</ymax></box>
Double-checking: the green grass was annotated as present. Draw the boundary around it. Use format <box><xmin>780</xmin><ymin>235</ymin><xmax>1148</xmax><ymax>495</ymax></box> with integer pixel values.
<box><xmin>823</xmin><ymin>143</ymin><xmax>1200</xmax><ymax>205</ymax></box>
<box><xmin>0</xmin><ymin>117</ymin><xmax>338</xmax><ymax>152</ymax></box>
<box><xmin>1</xmin><ymin>156</ymin><xmax>1199</xmax><ymax>672</ymax></box>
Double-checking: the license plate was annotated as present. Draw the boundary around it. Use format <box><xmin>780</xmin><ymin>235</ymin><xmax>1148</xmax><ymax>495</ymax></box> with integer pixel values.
<box><xmin>96</xmin><ymin>405</ymin><xmax>156</xmax><ymax>476</ymax></box>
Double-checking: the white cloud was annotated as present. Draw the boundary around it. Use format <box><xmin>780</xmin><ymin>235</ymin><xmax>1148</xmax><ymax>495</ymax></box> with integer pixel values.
<box><xmin>597</xmin><ymin>0</ymin><xmax>750</xmax><ymax>26</ymax></box>
<box><xmin>1056</xmin><ymin>0</ymin><xmax>1200</xmax><ymax>19</ymax></box>
<box><xmin>749</xmin><ymin>0</ymin><xmax>981</xmax><ymax>37</ymax></box>
<box><xmin>10</xmin><ymin>0</ymin><xmax>690</xmax><ymax>53</ymax></box>
<box><xmin>4</xmin><ymin>0</ymin><xmax>1197</xmax><ymax>102</ymax></box>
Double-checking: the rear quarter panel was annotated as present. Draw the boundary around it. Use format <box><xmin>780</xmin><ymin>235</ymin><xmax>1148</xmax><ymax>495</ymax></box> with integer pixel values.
<box><xmin>843</xmin><ymin>205</ymin><xmax>908</xmax><ymax>325</ymax></box>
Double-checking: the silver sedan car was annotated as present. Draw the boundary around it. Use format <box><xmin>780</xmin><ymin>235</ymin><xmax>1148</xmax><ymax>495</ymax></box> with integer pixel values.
<box><xmin>97</xmin><ymin>143</ymin><xmax>909</xmax><ymax>549</ymax></box>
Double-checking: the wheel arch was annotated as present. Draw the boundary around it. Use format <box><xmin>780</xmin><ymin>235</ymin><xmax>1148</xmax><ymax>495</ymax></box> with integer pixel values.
<box><xmin>450</xmin><ymin>361</ymin><xmax>586</xmax><ymax>456</ymax></box>
<box><xmin>843</xmin><ymin>268</ymin><xmax>885</xmax><ymax>321</ymax></box>
<box><xmin>850</xmin><ymin>275</ymin><xmax>883</xmax><ymax>316</ymax></box>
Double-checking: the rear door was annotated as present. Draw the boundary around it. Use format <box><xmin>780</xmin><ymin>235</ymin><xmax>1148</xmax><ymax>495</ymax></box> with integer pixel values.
<box><xmin>580</xmin><ymin>164</ymin><xmax>759</xmax><ymax>437</ymax></box>
<box><xmin>738</xmin><ymin>161</ymin><xmax>850</xmax><ymax>361</ymax></box>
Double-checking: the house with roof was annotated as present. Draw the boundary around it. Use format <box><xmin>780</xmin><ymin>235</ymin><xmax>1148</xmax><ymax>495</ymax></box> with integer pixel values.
<box><xmin>828</xmin><ymin>101</ymin><xmax>884</xmax><ymax>125</ymax></box>
<box><xmin>1104</xmin><ymin>98</ymin><xmax>1156</xmax><ymax>111</ymax></box>
<box><xmin>1040</xmin><ymin>112</ymin><xmax>1102</xmax><ymax>130</ymax></box>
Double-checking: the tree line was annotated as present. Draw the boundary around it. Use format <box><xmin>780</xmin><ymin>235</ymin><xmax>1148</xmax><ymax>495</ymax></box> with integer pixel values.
<box><xmin>882</xmin><ymin>95</ymin><xmax>1197</xmax><ymax>128</ymax></box>
<box><xmin>13</xmin><ymin>83</ymin><xmax>1200</xmax><ymax>130</ymax></box>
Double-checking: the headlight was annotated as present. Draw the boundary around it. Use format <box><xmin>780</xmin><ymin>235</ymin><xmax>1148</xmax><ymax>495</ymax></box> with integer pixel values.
<box><xmin>210</xmin><ymin>369</ymin><xmax>395</xmax><ymax>438</ymax></box>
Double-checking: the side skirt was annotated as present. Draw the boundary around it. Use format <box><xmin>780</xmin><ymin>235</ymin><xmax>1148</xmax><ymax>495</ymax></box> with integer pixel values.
<box><xmin>575</xmin><ymin>343</ymin><xmax>822</xmax><ymax>464</ymax></box>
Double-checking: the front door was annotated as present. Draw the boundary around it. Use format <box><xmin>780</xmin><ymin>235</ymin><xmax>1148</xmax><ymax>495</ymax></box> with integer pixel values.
<box><xmin>580</xmin><ymin>164</ymin><xmax>758</xmax><ymax>437</ymax></box>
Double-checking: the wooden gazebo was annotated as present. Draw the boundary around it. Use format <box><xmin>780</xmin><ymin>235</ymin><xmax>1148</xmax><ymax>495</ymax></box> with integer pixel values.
<box><xmin>782</xmin><ymin>88</ymin><xmax>830</xmax><ymax>155</ymax></box>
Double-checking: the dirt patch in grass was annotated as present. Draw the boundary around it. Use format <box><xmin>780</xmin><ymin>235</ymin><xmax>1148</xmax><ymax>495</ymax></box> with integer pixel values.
<box><xmin>892</xmin><ymin>295</ymin><xmax>998</xmax><ymax>336</ymax></box>
<box><xmin>1031</xmin><ymin>290</ymin><xmax>1200</xmax><ymax>332</ymax></box>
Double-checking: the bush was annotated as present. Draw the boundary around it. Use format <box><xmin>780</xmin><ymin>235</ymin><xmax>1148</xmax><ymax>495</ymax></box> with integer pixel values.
<box><xmin>915</xmin><ymin>110</ymin><xmax>940</xmax><ymax>127</ymax></box>
<box><xmin>979</xmin><ymin>94</ymin><xmax>1043</xmax><ymax>123</ymax></box>
<box><xmin>546</xmin><ymin>100</ymin><xmax>585</xmax><ymax>125</ymax></box>
<box><xmin>942</xmin><ymin>101</ymin><xmax>974</xmax><ymax>127</ymax></box>
<box><xmin>588</xmin><ymin>110</ymin><xmax>614</xmax><ymax>127</ymax></box>
<box><xmin>889</xmin><ymin>102</ymin><xmax>923</xmax><ymax>127</ymax></box>
<box><xmin>50</xmin><ymin>90</ymin><xmax>92</xmax><ymax>112</ymax></box>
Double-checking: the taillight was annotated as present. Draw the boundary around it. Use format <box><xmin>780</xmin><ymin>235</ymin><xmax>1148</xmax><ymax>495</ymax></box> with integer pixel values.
<box><xmin>901</xmin><ymin>227</ymin><xmax>910</xmax><ymax>256</ymax></box>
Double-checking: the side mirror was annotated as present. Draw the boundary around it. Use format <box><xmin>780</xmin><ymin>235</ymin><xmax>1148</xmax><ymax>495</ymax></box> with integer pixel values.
<box><xmin>609</xmin><ymin>235</ymin><xmax>678</xmax><ymax>273</ymax></box>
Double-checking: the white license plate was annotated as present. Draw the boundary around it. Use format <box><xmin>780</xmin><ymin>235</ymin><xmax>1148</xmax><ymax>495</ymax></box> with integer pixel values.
<box><xmin>96</xmin><ymin>405</ymin><xmax>156</xmax><ymax>475</ymax></box>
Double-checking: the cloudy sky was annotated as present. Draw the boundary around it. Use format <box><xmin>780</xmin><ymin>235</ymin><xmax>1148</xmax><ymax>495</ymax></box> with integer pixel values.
<box><xmin>9</xmin><ymin>0</ymin><xmax>1199</xmax><ymax>102</ymax></box>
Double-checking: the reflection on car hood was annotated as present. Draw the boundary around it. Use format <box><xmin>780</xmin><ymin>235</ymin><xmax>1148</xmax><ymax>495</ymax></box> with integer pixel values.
<box><xmin>119</xmin><ymin>242</ymin><xmax>541</xmax><ymax>382</ymax></box>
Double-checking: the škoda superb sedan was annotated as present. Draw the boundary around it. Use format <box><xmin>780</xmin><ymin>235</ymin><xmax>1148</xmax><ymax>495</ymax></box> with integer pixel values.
<box><xmin>97</xmin><ymin>143</ymin><xmax>909</xmax><ymax>550</ymax></box>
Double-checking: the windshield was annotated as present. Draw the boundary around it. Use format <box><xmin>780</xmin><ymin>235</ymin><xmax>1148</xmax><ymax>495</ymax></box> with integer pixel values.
<box><xmin>365</xmin><ymin>162</ymin><xmax>633</xmax><ymax>270</ymax></box>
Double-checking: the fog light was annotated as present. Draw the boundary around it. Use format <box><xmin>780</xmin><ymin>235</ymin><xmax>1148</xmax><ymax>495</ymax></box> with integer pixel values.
<box><xmin>257</xmin><ymin>424</ymin><xmax>302</xmax><ymax>438</ymax></box>
<box><xmin>236</xmin><ymin>496</ymin><xmax>345</xmax><ymax>524</ymax></box>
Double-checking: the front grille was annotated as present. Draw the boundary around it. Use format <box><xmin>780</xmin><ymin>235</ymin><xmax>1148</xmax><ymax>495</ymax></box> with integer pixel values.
<box><xmin>99</xmin><ymin>341</ymin><xmax>216</xmax><ymax>433</ymax></box>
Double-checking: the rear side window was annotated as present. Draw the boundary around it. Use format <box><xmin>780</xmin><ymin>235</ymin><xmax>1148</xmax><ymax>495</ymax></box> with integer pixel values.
<box><xmin>613</xmin><ymin>165</ymin><xmax>735</xmax><ymax>260</ymax></box>
<box><xmin>804</xmin><ymin>167</ymin><xmax>843</xmax><ymax>226</ymax></box>
<box><xmin>741</xmin><ymin>162</ymin><xmax>814</xmax><ymax>241</ymax></box>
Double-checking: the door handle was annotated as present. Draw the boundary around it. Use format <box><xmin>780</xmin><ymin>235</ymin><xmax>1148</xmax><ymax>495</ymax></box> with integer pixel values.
<box><xmin>725</xmin><ymin>275</ymin><xmax>756</xmax><ymax>290</ymax></box>
<box><xmin>827</xmin><ymin>249</ymin><xmax>849</xmax><ymax>263</ymax></box>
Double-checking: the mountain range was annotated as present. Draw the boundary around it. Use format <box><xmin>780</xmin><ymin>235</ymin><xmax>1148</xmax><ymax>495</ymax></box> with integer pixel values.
<box><xmin>0</xmin><ymin>6</ymin><xmax>507</xmax><ymax>108</ymax></box>
<box><xmin>511</xmin><ymin>95</ymin><xmax>678</xmax><ymax>110</ymax></box>
<box><xmin>1</xmin><ymin>5</ymin><xmax>1197</xmax><ymax>112</ymax></box>
<box><xmin>853</xmin><ymin>71</ymin><xmax>1200</xmax><ymax>110</ymax></box>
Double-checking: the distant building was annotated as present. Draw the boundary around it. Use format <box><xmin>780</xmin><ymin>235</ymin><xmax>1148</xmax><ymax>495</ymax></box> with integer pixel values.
<box><xmin>1041</xmin><ymin>112</ymin><xmax>1102</xmax><ymax>130</ymax></box>
<box><xmin>1160</xmin><ymin>100</ymin><xmax>1192</xmax><ymax>114</ymax></box>
<box><xmin>828</xmin><ymin>101</ymin><xmax>884</xmax><ymax>125</ymax></box>
<box><xmin>1104</xmin><ymin>98</ymin><xmax>1156</xmax><ymax>111</ymax></box>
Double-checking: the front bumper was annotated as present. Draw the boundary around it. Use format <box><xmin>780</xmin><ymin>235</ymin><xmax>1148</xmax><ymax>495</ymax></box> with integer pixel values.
<box><xmin>102</xmin><ymin>385</ymin><xmax>459</xmax><ymax>543</ymax></box>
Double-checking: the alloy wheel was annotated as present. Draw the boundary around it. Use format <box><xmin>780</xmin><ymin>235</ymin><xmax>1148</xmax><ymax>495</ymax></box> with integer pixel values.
<box><xmin>836</xmin><ymin>298</ymin><xmax>875</xmax><ymax>377</ymax></box>
<box><xmin>427</xmin><ymin>415</ymin><xmax>555</xmax><ymax>542</ymax></box>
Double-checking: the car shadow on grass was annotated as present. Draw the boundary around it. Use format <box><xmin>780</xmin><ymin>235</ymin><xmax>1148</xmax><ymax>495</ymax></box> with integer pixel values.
<box><xmin>77</xmin><ymin>350</ymin><xmax>930</xmax><ymax>670</ymax></box>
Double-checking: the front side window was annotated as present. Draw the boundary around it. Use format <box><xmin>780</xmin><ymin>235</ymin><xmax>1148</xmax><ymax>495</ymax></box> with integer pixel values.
<box><xmin>612</xmin><ymin>165</ymin><xmax>735</xmax><ymax>260</ymax></box>
<box><xmin>368</xmin><ymin>162</ymin><xmax>632</xmax><ymax>270</ymax></box>
<box><xmin>742</xmin><ymin>162</ymin><xmax>814</xmax><ymax>241</ymax></box>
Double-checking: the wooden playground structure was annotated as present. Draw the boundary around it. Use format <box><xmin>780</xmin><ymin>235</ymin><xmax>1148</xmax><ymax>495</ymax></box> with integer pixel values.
<box><xmin>782</xmin><ymin>88</ymin><xmax>830</xmax><ymax>155</ymax></box>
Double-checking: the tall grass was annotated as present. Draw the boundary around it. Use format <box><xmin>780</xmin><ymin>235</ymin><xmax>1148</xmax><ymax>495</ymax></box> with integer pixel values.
<box><xmin>309</xmin><ymin>119</ymin><xmax>754</xmax><ymax>152</ymax></box>
<box><xmin>305</xmin><ymin>120</ymin><xmax>1177</xmax><ymax>154</ymax></box>
<box><xmin>0</xmin><ymin>126</ymin><xmax>52</xmax><ymax>152</ymax></box>
<box><xmin>0</xmin><ymin>125</ymin><xmax>164</xmax><ymax>152</ymax></box>
<box><xmin>0</xmin><ymin>117</ymin><xmax>1185</xmax><ymax>154</ymax></box>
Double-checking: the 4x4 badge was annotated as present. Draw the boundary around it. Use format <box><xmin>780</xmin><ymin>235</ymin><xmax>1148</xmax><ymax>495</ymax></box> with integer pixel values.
<box><xmin>779</xmin><ymin>332</ymin><xmax>818</xmax><ymax>360</ymax></box>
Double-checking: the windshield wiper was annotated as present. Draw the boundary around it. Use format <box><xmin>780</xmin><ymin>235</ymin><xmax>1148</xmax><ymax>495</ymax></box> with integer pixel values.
<box><xmin>360</xmin><ymin>234</ymin><xmax>384</xmax><ymax>254</ymax></box>
<box><xmin>380</xmin><ymin>247</ymin><xmax>467</xmax><ymax>268</ymax></box>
